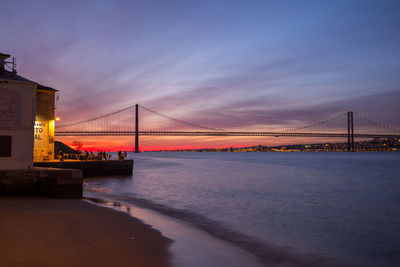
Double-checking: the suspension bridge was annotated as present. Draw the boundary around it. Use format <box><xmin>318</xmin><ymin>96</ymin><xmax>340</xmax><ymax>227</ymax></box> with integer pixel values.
<box><xmin>55</xmin><ymin>104</ymin><xmax>400</xmax><ymax>152</ymax></box>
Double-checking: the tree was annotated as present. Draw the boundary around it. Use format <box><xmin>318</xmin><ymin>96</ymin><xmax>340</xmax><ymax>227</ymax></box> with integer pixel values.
<box><xmin>72</xmin><ymin>140</ymin><xmax>83</xmax><ymax>151</ymax></box>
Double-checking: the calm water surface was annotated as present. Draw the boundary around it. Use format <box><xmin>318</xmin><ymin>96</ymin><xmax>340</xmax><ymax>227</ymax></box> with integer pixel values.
<box><xmin>85</xmin><ymin>152</ymin><xmax>400</xmax><ymax>266</ymax></box>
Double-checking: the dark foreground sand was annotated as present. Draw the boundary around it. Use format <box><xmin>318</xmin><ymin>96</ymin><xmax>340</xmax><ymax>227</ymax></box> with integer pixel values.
<box><xmin>0</xmin><ymin>197</ymin><xmax>172</xmax><ymax>267</ymax></box>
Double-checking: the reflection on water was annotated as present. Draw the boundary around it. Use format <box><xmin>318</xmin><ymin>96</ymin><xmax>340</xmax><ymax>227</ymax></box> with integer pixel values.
<box><xmin>86</xmin><ymin>197</ymin><xmax>130</xmax><ymax>212</ymax></box>
<box><xmin>86</xmin><ymin>187</ymin><xmax>112</xmax><ymax>193</ymax></box>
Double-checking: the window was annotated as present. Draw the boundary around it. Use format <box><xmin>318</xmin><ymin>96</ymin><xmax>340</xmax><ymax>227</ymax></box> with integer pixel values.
<box><xmin>0</xmin><ymin>136</ymin><xmax>12</xmax><ymax>157</ymax></box>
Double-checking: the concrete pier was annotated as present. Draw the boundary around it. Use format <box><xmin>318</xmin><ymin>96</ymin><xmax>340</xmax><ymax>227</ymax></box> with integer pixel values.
<box><xmin>0</xmin><ymin>168</ymin><xmax>82</xmax><ymax>198</ymax></box>
<box><xmin>34</xmin><ymin>160</ymin><xmax>133</xmax><ymax>177</ymax></box>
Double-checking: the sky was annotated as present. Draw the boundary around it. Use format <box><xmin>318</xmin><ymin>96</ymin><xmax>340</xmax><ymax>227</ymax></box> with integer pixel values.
<box><xmin>1</xmin><ymin>0</ymin><xmax>400</xmax><ymax>150</ymax></box>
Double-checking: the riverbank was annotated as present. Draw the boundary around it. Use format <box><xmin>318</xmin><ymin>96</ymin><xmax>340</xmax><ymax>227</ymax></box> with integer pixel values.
<box><xmin>85</xmin><ymin>197</ymin><xmax>264</xmax><ymax>267</ymax></box>
<box><xmin>0</xmin><ymin>197</ymin><xmax>172</xmax><ymax>267</ymax></box>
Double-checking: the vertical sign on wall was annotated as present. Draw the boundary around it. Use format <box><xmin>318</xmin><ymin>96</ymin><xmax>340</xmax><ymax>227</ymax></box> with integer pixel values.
<box><xmin>34</xmin><ymin>121</ymin><xmax>51</xmax><ymax>161</ymax></box>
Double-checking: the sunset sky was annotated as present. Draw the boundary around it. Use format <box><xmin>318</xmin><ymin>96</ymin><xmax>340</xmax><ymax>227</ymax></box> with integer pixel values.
<box><xmin>2</xmin><ymin>0</ymin><xmax>400</xmax><ymax>150</ymax></box>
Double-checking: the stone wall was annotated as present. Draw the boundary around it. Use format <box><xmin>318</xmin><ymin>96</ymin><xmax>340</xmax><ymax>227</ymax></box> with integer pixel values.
<box><xmin>34</xmin><ymin>160</ymin><xmax>133</xmax><ymax>177</ymax></box>
<box><xmin>0</xmin><ymin>168</ymin><xmax>82</xmax><ymax>198</ymax></box>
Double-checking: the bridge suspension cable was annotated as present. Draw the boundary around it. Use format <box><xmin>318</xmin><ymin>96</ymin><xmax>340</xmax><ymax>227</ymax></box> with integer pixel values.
<box><xmin>139</xmin><ymin>105</ymin><xmax>224</xmax><ymax>131</ymax></box>
<box><xmin>282</xmin><ymin>111</ymin><xmax>347</xmax><ymax>132</ymax></box>
<box><xmin>353</xmin><ymin>111</ymin><xmax>400</xmax><ymax>134</ymax></box>
<box><xmin>57</xmin><ymin>104</ymin><xmax>136</xmax><ymax>129</ymax></box>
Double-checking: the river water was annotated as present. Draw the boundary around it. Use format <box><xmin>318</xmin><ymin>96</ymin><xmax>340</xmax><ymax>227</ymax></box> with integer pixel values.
<box><xmin>84</xmin><ymin>152</ymin><xmax>400</xmax><ymax>266</ymax></box>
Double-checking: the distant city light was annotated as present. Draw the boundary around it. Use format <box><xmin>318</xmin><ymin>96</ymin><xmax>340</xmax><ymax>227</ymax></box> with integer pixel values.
<box><xmin>55</xmin><ymin>117</ymin><xmax>61</xmax><ymax>121</ymax></box>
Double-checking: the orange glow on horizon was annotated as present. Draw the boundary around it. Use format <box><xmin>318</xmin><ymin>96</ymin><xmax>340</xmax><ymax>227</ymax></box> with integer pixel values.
<box><xmin>55</xmin><ymin>136</ymin><xmax>345</xmax><ymax>152</ymax></box>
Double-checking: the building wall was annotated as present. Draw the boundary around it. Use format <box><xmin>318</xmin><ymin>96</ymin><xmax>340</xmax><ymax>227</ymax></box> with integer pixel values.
<box><xmin>0</xmin><ymin>81</ymin><xmax>36</xmax><ymax>170</ymax></box>
<box><xmin>34</xmin><ymin>90</ymin><xmax>55</xmax><ymax>161</ymax></box>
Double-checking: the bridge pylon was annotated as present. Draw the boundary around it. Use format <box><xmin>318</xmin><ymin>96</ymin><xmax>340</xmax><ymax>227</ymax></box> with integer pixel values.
<box><xmin>347</xmin><ymin>110</ymin><xmax>354</xmax><ymax>151</ymax></box>
<box><xmin>135</xmin><ymin>104</ymin><xmax>140</xmax><ymax>153</ymax></box>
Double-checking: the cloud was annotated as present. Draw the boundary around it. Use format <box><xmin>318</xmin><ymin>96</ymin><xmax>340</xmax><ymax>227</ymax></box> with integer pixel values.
<box><xmin>1</xmin><ymin>0</ymin><xmax>399</xmax><ymax>147</ymax></box>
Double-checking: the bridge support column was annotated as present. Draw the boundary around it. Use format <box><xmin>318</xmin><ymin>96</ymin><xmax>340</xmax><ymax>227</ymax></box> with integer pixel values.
<box><xmin>135</xmin><ymin>104</ymin><xmax>140</xmax><ymax>153</ymax></box>
<box><xmin>347</xmin><ymin>110</ymin><xmax>354</xmax><ymax>151</ymax></box>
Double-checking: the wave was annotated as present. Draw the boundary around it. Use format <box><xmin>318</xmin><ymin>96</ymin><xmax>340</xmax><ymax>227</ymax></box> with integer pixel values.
<box><xmin>84</xmin><ymin>192</ymin><xmax>342</xmax><ymax>267</ymax></box>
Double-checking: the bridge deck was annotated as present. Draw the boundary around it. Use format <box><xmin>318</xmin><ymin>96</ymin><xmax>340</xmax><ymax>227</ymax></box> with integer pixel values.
<box><xmin>55</xmin><ymin>131</ymin><xmax>400</xmax><ymax>139</ymax></box>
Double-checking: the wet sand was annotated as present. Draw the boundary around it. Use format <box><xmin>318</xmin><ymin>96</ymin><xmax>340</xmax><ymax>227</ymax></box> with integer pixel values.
<box><xmin>0</xmin><ymin>197</ymin><xmax>172</xmax><ymax>267</ymax></box>
<box><xmin>86</xmin><ymin>197</ymin><xmax>264</xmax><ymax>267</ymax></box>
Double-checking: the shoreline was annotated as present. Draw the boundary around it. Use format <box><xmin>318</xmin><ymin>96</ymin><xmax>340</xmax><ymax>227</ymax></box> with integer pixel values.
<box><xmin>0</xmin><ymin>196</ymin><xmax>263</xmax><ymax>267</ymax></box>
<box><xmin>0</xmin><ymin>197</ymin><xmax>171</xmax><ymax>267</ymax></box>
<box><xmin>85</xmin><ymin>194</ymin><xmax>337</xmax><ymax>267</ymax></box>
<box><xmin>84</xmin><ymin>196</ymin><xmax>264</xmax><ymax>267</ymax></box>
<box><xmin>0</xmin><ymin>195</ymin><xmax>340</xmax><ymax>267</ymax></box>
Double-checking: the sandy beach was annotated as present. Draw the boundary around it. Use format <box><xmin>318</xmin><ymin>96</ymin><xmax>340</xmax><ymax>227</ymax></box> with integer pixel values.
<box><xmin>0</xmin><ymin>197</ymin><xmax>172</xmax><ymax>267</ymax></box>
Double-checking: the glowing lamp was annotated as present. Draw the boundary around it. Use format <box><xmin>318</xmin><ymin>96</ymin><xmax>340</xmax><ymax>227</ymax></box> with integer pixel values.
<box><xmin>55</xmin><ymin>117</ymin><xmax>61</xmax><ymax>121</ymax></box>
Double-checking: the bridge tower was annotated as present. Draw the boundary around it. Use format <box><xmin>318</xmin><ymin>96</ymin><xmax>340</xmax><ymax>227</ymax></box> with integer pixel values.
<box><xmin>347</xmin><ymin>110</ymin><xmax>354</xmax><ymax>151</ymax></box>
<box><xmin>135</xmin><ymin>104</ymin><xmax>140</xmax><ymax>153</ymax></box>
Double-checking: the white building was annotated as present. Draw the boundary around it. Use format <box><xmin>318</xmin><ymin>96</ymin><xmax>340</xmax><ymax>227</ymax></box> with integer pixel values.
<box><xmin>0</xmin><ymin>53</ymin><xmax>56</xmax><ymax>170</ymax></box>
